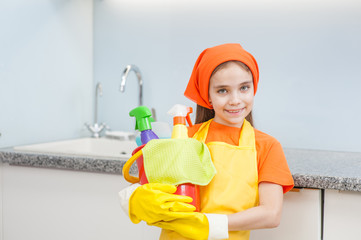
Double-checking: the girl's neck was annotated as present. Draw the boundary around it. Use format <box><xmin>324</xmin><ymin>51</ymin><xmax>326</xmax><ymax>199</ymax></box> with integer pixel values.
<box><xmin>212</xmin><ymin>118</ymin><xmax>244</xmax><ymax>129</ymax></box>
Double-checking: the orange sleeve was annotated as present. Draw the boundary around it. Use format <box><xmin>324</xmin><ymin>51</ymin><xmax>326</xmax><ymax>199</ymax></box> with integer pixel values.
<box><xmin>189</xmin><ymin>124</ymin><xmax>294</xmax><ymax>193</ymax></box>
<box><xmin>255</xmin><ymin>130</ymin><xmax>294</xmax><ymax>193</ymax></box>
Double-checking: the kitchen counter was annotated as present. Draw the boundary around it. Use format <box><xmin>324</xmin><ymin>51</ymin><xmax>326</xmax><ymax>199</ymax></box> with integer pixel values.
<box><xmin>1</xmin><ymin>147</ymin><xmax>361</xmax><ymax>192</ymax></box>
<box><xmin>0</xmin><ymin>147</ymin><xmax>138</xmax><ymax>175</ymax></box>
<box><xmin>285</xmin><ymin>148</ymin><xmax>361</xmax><ymax>192</ymax></box>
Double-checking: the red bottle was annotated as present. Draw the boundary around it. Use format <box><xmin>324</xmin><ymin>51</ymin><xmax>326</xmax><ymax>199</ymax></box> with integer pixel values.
<box><xmin>132</xmin><ymin>145</ymin><xmax>200</xmax><ymax>212</ymax></box>
<box><xmin>127</xmin><ymin>104</ymin><xmax>200</xmax><ymax>211</ymax></box>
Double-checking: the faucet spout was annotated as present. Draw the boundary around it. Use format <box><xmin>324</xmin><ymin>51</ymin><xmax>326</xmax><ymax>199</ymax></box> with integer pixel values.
<box><xmin>85</xmin><ymin>82</ymin><xmax>109</xmax><ymax>138</ymax></box>
<box><xmin>120</xmin><ymin>64</ymin><xmax>143</xmax><ymax>106</ymax></box>
<box><xmin>94</xmin><ymin>82</ymin><xmax>102</xmax><ymax>124</ymax></box>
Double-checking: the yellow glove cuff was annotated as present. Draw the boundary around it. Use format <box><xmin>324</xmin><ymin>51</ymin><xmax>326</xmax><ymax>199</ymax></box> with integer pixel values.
<box><xmin>204</xmin><ymin>214</ymin><xmax>229</xmax><ymax>240</ymax></box>
<box><xmin>118</xmin><ymin>183</ymin><xmax>141</xmax><ymax>217</ymax></box>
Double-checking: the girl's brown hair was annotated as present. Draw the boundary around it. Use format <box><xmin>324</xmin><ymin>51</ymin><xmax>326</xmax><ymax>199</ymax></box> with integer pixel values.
<box><xmin>194</xmin><ymin>60</ymin><xmax>254</xmax><ymax>126</ymax></box>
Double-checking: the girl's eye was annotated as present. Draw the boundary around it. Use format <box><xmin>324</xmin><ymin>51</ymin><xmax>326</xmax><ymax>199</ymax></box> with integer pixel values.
<box><xmin>217</xmin><ymin>89</ymin><xmax>227</xmax><ymax>94</ymax></box>
<box><xmin>240</xmin><ymin>86</ymin><xmax>250</xmax><ymax>91</ymax></box>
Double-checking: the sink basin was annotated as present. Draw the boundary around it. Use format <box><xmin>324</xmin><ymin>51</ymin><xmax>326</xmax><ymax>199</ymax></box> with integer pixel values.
<box><xmin>13</xmin><ymin>138</ymin><xmax>138</xmax><ymax>159</ymax></box>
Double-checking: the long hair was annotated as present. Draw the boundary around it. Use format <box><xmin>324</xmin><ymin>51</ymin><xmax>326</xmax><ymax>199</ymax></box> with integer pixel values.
<box><xmin>194</xmin><ymin>60</ymin><xmax>254</xmax><ymax>126</ymax></box>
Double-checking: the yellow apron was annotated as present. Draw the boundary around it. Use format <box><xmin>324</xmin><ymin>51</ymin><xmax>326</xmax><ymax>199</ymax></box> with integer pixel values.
<box><xmin>160</xmin><ymin>119</ymin><xmax>259</xmax><ymax>240</ymax></box>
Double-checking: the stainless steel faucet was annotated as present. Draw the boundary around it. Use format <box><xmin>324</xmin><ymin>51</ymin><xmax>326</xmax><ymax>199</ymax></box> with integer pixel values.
<box><xmin>85</xmin><ymin>82</ymin><xmax>108</xmax><ymax>138</ymax></box>
<box><xmin>120</xmin><ymin>64</ymin><xmax>143</xmax><ymax>106</ymax></box>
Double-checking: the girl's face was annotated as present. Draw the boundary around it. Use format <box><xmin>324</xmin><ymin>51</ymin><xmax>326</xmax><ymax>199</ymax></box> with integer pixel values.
<box><xmin>208</xmin><ymin>62</ymin><xmax>254</xmax><ymax>128</ymax></box>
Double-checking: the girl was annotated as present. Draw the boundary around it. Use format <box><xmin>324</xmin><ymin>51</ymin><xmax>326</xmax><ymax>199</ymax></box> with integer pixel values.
<box><xmin>120</xmin><ymin>43</ymin><xmax>294</xmax><ymax>240</ymax></box>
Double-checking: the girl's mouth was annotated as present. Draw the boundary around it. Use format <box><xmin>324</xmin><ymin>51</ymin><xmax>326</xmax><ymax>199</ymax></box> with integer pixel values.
<box><xmin>225</xmin><ymin>108</ymin><xmax>244</xmax><ymax>114</ymax></box>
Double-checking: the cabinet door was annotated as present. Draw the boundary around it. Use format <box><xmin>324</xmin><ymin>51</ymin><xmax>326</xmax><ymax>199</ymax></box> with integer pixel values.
<box><xmin>0</xmin><ymin>161</ymin><xmax>3</xmax><ymax>240</ymax></box>
<box><xmin>324</xmin><ymin>189</ymin><xmax>361</xmax><ymax>240</ymax></box>
<box><xmin>2</xmin><ymin>164</ymin><xmax>160</xmax><ymax>240</ymax></box>
<box><xmin>250</xmin><ymin>188</ymin><xmax>321</xmax><ymax>240</ymax></box>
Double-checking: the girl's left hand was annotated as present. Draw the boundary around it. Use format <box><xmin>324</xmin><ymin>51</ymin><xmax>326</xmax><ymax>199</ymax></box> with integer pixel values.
<box><xmin>150</xmin><ymin>211</ymin><xmax>209</xmax><ymax>240</ymax></box>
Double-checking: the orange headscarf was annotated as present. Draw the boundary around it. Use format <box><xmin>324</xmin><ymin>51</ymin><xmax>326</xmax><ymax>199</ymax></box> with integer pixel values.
<box><xmin>184</xmin><ymin>43</ymin><xmax>259</xmax><ymax>109</ymax></box>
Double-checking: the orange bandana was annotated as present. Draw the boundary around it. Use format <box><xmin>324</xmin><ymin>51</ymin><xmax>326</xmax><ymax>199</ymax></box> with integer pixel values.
<box><xmin>184</xmin><ymin>43</ymin><xmax>259</xmax><ymax>109</ymax></box>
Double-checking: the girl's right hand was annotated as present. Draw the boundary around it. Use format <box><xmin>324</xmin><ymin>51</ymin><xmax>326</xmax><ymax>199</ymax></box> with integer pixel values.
<box><xmin>128</xmin><ymin>183</ymin><xmax>196</xmax><ymax>224</ymax></box>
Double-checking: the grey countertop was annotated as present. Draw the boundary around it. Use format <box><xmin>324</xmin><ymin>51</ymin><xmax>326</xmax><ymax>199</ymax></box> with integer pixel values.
<box><xmin>0</xmin><ymin>147</ymin><xmax>138</xmax><ymax>175</ymax></box>
<box><xmin>284</xmin><ymin>148</ymin><xmax>361</xmax><ymax>192</ymax></box>
<box><xmin>1</xmin><ymin>147</ymin><xmax>361</xmax><ymax>192</ymax></box>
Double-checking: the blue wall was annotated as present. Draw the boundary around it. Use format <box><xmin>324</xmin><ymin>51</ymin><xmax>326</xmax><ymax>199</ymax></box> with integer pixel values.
<box><xmin>94</xmin><ymin>0</ymin><xmax>361</xmax><ymax>152</ymax></box>
<box><xmin>0</xmin><ymin>0</ymin><xmax>93</xmax><ymax>148</ymax></box>
<box><xmin>1</xmin><ymin>0</ymin><xmax>360</xmax><ymax>152</ymax></box>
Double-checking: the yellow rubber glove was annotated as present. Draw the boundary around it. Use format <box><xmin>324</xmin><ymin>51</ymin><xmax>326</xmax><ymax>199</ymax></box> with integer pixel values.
<box><xmin>129</xmin><ymin>183</ymin><xmax>196</xmax><ymax>224</ymax></box>
<box><xmin>151</xmin><ymin>211</ymin><xmax>209</xmax><ymax>240</ymax></box>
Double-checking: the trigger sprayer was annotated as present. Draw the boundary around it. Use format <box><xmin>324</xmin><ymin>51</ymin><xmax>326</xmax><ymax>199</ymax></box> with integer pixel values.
<box><xmin>167</xmin><ymin>104</ymin><xmax>193</xmax><ymax>139</ymax></box>
<box><xmin>129</xmin><ymin>106</ymin><xmax>159</xmax><ymax>145</ymax></box>
<box><xmin>128</xmin><ymin>106</ymin><xmax>159</xmax><ymax>185</ymax></box>
<box><xmin>168</xmin><ymin>104</ymin><xmax>200</xmax><ymax>211</ymax></box>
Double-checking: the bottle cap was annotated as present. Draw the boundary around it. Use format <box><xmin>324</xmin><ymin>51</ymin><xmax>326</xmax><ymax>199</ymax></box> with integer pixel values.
<box><xmin>167</xmin><ymin>104</ymin><xmax>193</xmax><ymax>127</ymax></box>
<box><xmin>129</xmin><ymin>106</ymin><xmax>155</xmax><ymax>131</ymax></box>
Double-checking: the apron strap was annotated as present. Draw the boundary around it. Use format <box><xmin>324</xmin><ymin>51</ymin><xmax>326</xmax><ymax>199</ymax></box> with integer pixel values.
<box><xmin>238</xmin><ymin>120</ymin><xmax>256</xmax><ymax>148</ymax></box>
<box><xmin>193</xmin><ymin>119</ymin><xmax>256</xmax><ymax>149</ymax></box>
<box><xmin>192</xmin><ymin>119</ymin><xmax>213</xmax><ymax>142</ymax></box>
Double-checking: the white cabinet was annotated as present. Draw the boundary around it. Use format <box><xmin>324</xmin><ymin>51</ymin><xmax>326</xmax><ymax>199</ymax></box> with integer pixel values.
<box><xmin>250</xmin><ymin>188</ymin><xmax>322</xmax><ymax>240</ymax></box>
<box><xmin>324</xmin><ymin>189</ymin><xmax>361</xmax><ymax>240</ymax></box>
<box><xmin>1</xmin><ymin>163</ymin><xmax>161</xmax><ymax>240</ymax></box>
<box><xmin>0</xmin><ymin>161</ymin><xmax>3</xmax><ymax>240</ymax></box>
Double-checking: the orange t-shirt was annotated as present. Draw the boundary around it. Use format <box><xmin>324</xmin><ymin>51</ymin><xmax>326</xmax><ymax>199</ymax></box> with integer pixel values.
<box><xmin>188</xmin><ymin>121</ymin><xmax>294</xmax><ymax>193</ymax></box>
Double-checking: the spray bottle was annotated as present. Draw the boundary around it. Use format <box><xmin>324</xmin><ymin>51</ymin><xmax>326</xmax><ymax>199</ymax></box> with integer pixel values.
<box><xmin>129</xmin><ymin>106</ymin><xmax>159</xmax><ymax>145</ymax></box>
<box><xmin>129</xmin><ymin>106</ymin><xmax>159</xmax><ymax>184</ymax></box>
<box><xmin>168</xmin><ymin>104</ymin><xmax>200</xmax><ymax>211</ymax></box>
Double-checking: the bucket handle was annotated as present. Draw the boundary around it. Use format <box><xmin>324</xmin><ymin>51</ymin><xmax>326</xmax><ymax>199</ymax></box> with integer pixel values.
<box><xmin>122</xmin><ymin>149</ymin><xmax>143</xmax><ymax>183</ymax></box>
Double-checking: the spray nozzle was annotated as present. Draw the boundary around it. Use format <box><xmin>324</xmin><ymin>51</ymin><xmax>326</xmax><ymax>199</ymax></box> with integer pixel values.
<box><xmin>167</xmin><ymin>104</ymin><xmax>193</xmax><ymax>127</ymax></box>
<box><xmin>129</xmin><ymin>106</ymin><xmax>155</xmax><ymax>131</ymax></box>
<box><xmin>186</xmin><ymin>107</ymin><xmax>193</xmax><ymax>127</ymax></box>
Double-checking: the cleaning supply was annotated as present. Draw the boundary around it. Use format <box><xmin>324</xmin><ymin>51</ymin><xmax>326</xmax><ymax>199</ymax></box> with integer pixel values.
<box><xmin>122</xmin><ymin>138</ymin><xmax>215</xmax><ymax>185</ymax></box>
<box><xmin>151</xmin><ymin>211</ymin><xmax>209</xmax><ymax>240</ymax></box>
<box><xmin>167</xmin><ymin>104</ymin><xmax>193</xmax><ymax>138</ymax></box>
<box><xmin>167</xmin><ymin>104</ymin><xmax>200</xmax><ymax>211</ymax></box>
<box><xmin>128</xmin><ymin>183</ymin><xmax>196</xmax><ymax>224</ymax></box>
<box><xmin>129</xmin><ymin>106</ymin><xmax>159</xmax><ymax>145</ymax></box>
<box><xmin>129</xmin><ymin>106</ymin><xmax>159</xmax><ymax>184</ymax></box>
<box><xmin>123</xmin><ymin>104</ymin><xmax>216</xmax><ymax>211</ymax></box>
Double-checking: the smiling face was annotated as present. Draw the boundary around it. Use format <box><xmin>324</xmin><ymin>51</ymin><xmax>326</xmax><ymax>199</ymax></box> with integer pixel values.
<box><xmin>208</xmin><ymin>61</ymin><xmax>254</xmax><ymax>128</ymax></box>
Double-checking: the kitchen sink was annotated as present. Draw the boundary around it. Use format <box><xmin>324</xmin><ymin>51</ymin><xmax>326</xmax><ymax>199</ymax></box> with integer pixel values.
<box><xmin>13</xmin><ymin>137</ymin><xmax>137</xmax><ymax>159</ymax></box>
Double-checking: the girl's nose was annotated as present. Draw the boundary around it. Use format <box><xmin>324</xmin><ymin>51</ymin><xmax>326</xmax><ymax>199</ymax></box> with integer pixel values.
<box><xmin>228</xmin><ymin>92</ymin><xmax>241</xmax><ymax>106</ymax></box>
